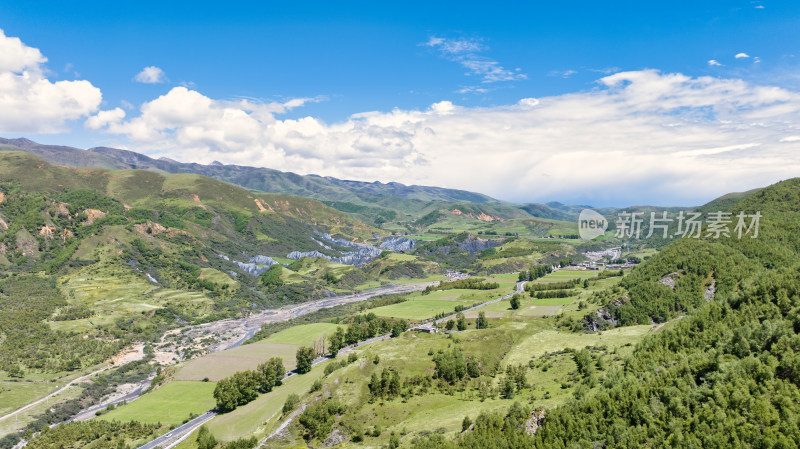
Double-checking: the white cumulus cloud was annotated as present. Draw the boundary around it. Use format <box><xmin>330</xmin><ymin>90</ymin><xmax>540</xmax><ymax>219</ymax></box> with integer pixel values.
<box><xmin>0</xmin><ymin>29</ymin><xmax>102</xmax><ymax>133</ymax></box>
<box><xmin>708</xmin><ymin>59</ymin><xmax>722</xmax><ymax>66</ymax></box>
<box><xmin>735</xmin><ymin>53</ymin><xmax>750</xmax><ymax>59</ymax></box>
<box><xmin>134</xmin><ymin>66</ymin><xmax>167</xmax><ymax>84</ymax></box>
<box><xmin>85</xmin><ymin>107</ymin><xmax>125</xmax><ymax>130</ymax></box>
<box><xmin>93</xmin><ymin>69</ymin><xmax>800</xmax><ymax>206</ymax></box>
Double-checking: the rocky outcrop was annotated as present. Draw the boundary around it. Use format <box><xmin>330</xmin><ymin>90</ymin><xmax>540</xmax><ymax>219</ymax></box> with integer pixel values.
<box><xmin>218</xmin><ymin>253</ymin><xmax>280</xmax><ymax>276</ymax></box>
<box><xmin>704</xmin><ymin>278</ymin><xmax>716</xmax><ymax>302</ymax></box>
<box><xmin>234</xmin><ymin>254</ymin><xmax>280</xmax><ymax>276</ymax></box>
<box><xmin>133</xmin><ymin>222</ymin><xmax>168</xmax><ymax>235</ymax></box>
<box><xmin>39</xmin><ymin>225</ymin><xmax>56</xmax><ymax>239</ymax></box>
<box><xmin>658</xmin><ymin>272</ymin><xmax>681</xmax><ymax>289</ymax></box>
<box><xmin>380</xmin><ymin>236</ymin><xmax>416</xmax><ymax>251</ymax></box>
<box><xmin>251</xmin><ymin>255</ymin><xmax>279</xmax><ymax>266</ymax></box>
<box><xmin>322</xmin><ymin>428</ymin><xmax>348</xmax><ymax>447</ymax></box>
<box><xmin>82</xmin><ymin>209</ymin><xmax>106</xmax><ymax>225</ymax></box>
<box><xmin>286</xmin><ymin>231</ymin><xmax>383</xmax><ymax>267</ymax></box>
<box><xmin>287</xmin><ymin>248</ymin><xmax>380</xmax><ymax>267</ymax></box>
<box><xmin>54</xmin><ymin>202</ymin><xmax>70</xmax><ymax>217</ymax></box>
<box><xmin>457</xmin><ymin>235</ymin><xmax>500</xmax><ymax>254</ymax></box>
<box><xmin>583</xmin><ymin>308</ymin><xmax>618</xmax><ymax>332</ymax></box>
<box><xmin>451</xmin><ymin>209</ymin><xmax>503</xmax><ymax>222</ymax></box>
<box><xmin>525</xmin><ymin>409</ymin><xmax>546</xmax><ymax>437</ymax></box>
<box><xmin>233</xmin><ymin>261</ymin><xmax>268</xmax><ymax>276</ymax></box>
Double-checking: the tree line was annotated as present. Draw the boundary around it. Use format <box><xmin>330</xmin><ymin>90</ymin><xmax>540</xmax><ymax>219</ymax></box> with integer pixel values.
<box><xmin>213</xmin><ymin>357</ymin><xmax>285</xmax><ymax>412</ymax></box>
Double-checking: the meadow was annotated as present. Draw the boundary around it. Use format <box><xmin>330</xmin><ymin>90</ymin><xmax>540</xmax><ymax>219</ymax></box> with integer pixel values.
<box><xmin>259</xmin><ymin>323</ymin><xmax>342</xmax><ymax>347</ymax></box>
<box><xmin>176</xmin><ymin>342</ymin><xmax>299</xmax><ymax>382</ymax></box>
<box><xmin>99</xmin><ymin>381</ymin><xmax>216</xmax><ymax>425</ymax></box>
<box><xmin>369</xmin><ymin>286</ymin><xmax>512</xmax><ymax>321</ymax></box>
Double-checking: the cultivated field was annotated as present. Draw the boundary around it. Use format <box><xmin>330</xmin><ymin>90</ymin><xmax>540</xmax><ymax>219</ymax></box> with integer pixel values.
<box><xmin>176</xmin><ymin>342</ymin><xmax>299</xmax><ymax>381</ymax></box>
<box><xmin>260</xmin><ymin>322</ymin><xmax>342</xmax><ymax>347</ymax></box>
<box><xmin>370</xmin><ymin>287</ymin><xmax>510</xmax><ymax>321</ymax></box>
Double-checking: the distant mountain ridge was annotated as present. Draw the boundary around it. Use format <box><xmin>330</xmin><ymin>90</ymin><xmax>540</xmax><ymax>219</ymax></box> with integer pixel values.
<box><xmin>0</xmin><ymin>137</ymin><xmax>495</xmax><ymax>204</ymax></box>
<box><xmin>0</xmin><ymin>137</ymin><xmax>738</xmax><ymax>227</ymax></box>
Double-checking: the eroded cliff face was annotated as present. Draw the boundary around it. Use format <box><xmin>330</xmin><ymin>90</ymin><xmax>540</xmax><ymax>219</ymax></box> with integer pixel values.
<box><xmin>457</xmin><ymin>234</ymin><xmax>500</xmax><ymax>254</ymax></box>
<box><xmin>379</xmin><ymin>236</ymin><xmax>416</xmax><ymax>252</ymax></box>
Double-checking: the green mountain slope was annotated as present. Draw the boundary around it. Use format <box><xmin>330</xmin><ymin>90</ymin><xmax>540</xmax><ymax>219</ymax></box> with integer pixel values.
<box><xmin>0</xmin><ymin>138</ymin><xmax>504</xmax><ymax>225</ymax></box>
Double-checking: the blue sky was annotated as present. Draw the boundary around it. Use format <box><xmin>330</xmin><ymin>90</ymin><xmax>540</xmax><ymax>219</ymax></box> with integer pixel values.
<box><xmin>0</xmin><ymin>1</ymin><xmax>799</xmax><ymax>206</ymax></box>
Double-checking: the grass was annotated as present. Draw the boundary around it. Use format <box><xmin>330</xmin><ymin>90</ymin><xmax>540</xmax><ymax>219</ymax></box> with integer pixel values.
<box><xmin>502</xmin><ymin>325</ymin><xmax>654</xmax><ymax>367</ymax></box>
<box><xmin>98</xmin><ymin>381</ymin><xmax>216</xmax><ymax>425</ymax></box>
<box><xmin>0</xmin><ymin>384</ymin><xmax>83</xmax><ymax>438</ymax></box>
<box><xmin>52</xmin><ymin>260</ymin><xmax>214</xmax><ymax>333</ymax></box>
<box><xmin>515</xmin><ymin>305</ymin><xmax>563</xmax><ymax>317</ymax></box>
<box><xmin>385</xmin><ymin>252</ymin><xmax>418</xmax><ymax>262</ymax></box>
<box><xmin>176</xmin><ymin>342</ymin><xmax>299</xmax><ymax>381</ymax></box>
<box><xmin>199</xmin><ymin>268</ymin><xmax>238</xmax><ymax>288</ymax></box>
<box><xmin>0</xmin><ymin>382</ymin><xmax>60</xmax><ymax>416</ymax></box>
<box><xmin>260</xmin><ymin>323</ymin><xmax>342</xmax><ymax>347</ymax></box>
<box><xmin>370</xmin><ymin>288</ymin><xmax>510</xmax><ymax>321</ymax></box>
<box><xmin>371</xmin><ymin>299</ymin><xmax>470</xmax><ymax>320</ymax></box>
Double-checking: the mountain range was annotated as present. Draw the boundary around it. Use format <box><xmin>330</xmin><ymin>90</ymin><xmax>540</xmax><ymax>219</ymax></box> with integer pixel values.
<box><xmin>0</xmin><ymin>137</ymin><xmax>591</xmax><ymax>223</ymax></box>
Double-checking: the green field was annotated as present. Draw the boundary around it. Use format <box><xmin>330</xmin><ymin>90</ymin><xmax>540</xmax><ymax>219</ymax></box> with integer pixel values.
<box><xmin>260</xmin><ymin>323</ymin><xmax>342</xmax><ymax>347</ymax></box>
<box><xmin>176</xmin><ymin>342</ymin><xmax>299</xmax><ymax>382</ymax></box>
<box><xmin>0</xmin><ymin>384</ymin><xmax>83</xmax><ymax>438</ymax></box>
<box><xmin>0</xmin><ymin>382</ymin><xmax>60</xmax><ymax>416</ymax></box>
<box><xmin>370</xmin><ymin>288</ymin><xmax>510</xmax><ymax>320</ymax></box>
<box><xmin>98</xmin><ymin>381</ymin><xmax>216</xmax><ymax>425</ymax></box>
<box><xmin>503</xmin><ymin>325</ymin><xmax>654</xmax><ymax>366</ymax></box>
<box><xmin>532</xmin><ymin>270</ymin><xmax>599</xmax><ymax>283</ymax></box>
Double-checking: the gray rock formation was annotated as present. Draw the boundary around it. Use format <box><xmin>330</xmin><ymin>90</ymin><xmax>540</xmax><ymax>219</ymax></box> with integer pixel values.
<box><xmin>583</xmin><ymin>308</ymin><xmax>618</xmax><ymax>332</ymax></box>
<box><xmin>219</xmin><ymin>253</ymin><xmax>280</xmax><ymax>276</ymax></box>
<box><xmin>457</xmin><ymin>235</ymin><xmax>500</xmax><ymax>254</ymax></box>
<box><xmin>380</xmin><ymin>236</ymin><xmax>416</xmax><ymax>251</ymax></box>
<box><xmin>525</xmin><ymin>409</ymin><xmax>546</xmax><ymax>437</ymax></box>
<box><xmin>285</xmin><ymin>231</ymin><xmax>383</xmax><ymax>267</ymax></box>
<box><xmin>250</xmin><ymin>255</ymin><xmax>279</xmax><ymax>266</ymax></box>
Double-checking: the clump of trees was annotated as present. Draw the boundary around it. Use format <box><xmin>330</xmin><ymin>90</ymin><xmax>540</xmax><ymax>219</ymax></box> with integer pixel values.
<box><xmin>213</xmin><ymin>357</ymin><xmax>285</xmax><ymax>412</ymax></box>
<box><xmin>475</xmin><ymin>311</ymin><xmax>489</xmax><ymax>329</ymax></box>
<box><xmin>259</xmin><ymin>264</ymin><xmax>283</xmax><ymax>288</ymax></box>
<box><xmin>510</xmin><ymin>294</ymin><xmax>521</xmax><ymax>310</ymax></box>
<box><xmin>328</xmin><ymin>313</ymin><xmax>408</xmax><ymax>356</ymax></box>
<box><xmin>368</xmin><ymin>368</ymin><xmax>402</xmax><ymax>401</ymax></box>
<box><xmin>296</xmin><ymin>346</ymin><xmax>315</xmax><ymax>374</ymax></box>
<box><xmin>525</xmin><ymin>280</ymin><xmax>579</xmax><ymax>291</ymax></box>
<box><xmin>24</xmin><ymin>420</ymin><xmax>160</xmax><ymax>449</ymax></box>
<box><xmin>531</xmin><ymin>290</ymin><xmax>575</xmax><ymax>299</ymax></box>
<box><xmin>298</xmin><ymin>399</ymin><xmax>347</xmax><ymax>442</ymax></box>
<box><xmin>518</xmin><ymin>265</ymin><xmax>553</xmax><ymax>282</ymax></box>
<box><xmin>424</xmin><ymin>278</ymin><xmax>500</xmax><ymax>293</ymax></box>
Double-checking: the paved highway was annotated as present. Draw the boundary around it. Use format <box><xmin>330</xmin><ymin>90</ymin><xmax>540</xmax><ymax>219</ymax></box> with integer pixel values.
<box><xmin>137</xmin><ymin>411</ymin><xmax>217</xmax><ymax>449</ymax></box>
